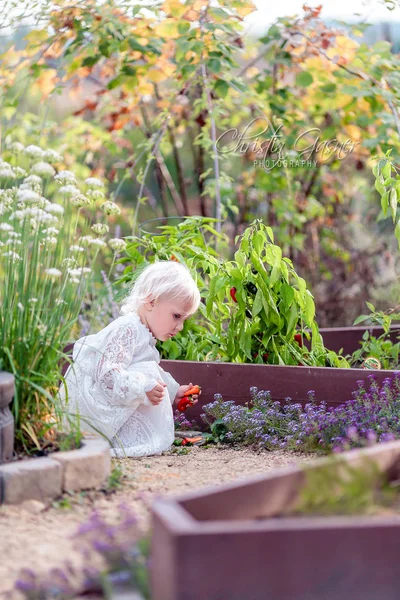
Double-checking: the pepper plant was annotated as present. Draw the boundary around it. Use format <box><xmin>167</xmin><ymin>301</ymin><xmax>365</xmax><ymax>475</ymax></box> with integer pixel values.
<box><xmin>115</xmin><ymin>216</ymin><xmax>346</xmax><ymax>366</ymax></box>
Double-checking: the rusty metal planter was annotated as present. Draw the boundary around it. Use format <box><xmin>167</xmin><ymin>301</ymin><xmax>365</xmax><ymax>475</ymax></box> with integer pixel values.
<box><xmin>0</xmin><ymin>372</ymin><xmax>15</xmax><ymax>463</ymax></box>
<box><xmin>151</xmin><ymin>440</ymin><xmax>400</xmax><ymax>600</ymax></box>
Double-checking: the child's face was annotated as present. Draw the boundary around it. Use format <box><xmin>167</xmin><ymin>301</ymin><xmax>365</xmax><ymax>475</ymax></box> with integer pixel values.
<box><xmin>143</xmin><ymin>297</ymin><xmax>192</xmax><ymax>342</ymax></box>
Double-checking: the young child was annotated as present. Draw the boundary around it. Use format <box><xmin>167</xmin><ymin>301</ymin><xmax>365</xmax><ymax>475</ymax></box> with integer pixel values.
<box><xmin>59</xmin><ymin>260</ymin><xmax>201</xmax><ymax>457</ymax></box>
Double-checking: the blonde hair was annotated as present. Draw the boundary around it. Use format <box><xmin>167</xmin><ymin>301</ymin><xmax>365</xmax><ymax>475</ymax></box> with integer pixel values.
<box><xmin>120</xmin><ymin>260</ymin><xmax>201</xmax><ymax>316</ymax></box>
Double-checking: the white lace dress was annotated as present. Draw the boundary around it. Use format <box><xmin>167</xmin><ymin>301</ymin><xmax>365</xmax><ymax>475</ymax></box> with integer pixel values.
<box><xmin>58</xmin><ymin>312</ymin><xmax>180</xmax><ymax>457</ymax></box>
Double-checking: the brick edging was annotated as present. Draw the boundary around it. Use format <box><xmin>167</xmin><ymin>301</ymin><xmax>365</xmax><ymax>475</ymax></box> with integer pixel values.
<box><xmin>0</xmin><ymin>435</ymin><xmax>111</xmax><ymax>505</ymax></box>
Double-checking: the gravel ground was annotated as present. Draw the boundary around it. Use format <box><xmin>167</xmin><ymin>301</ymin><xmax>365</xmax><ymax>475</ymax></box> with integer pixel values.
<box><xmin>0</xmin><ymin>445</ymin><xmax>316</xmax><ymax>598</ymax></box>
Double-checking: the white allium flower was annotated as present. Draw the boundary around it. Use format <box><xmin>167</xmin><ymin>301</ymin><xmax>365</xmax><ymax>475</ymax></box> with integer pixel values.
<box><xmin>29</xmin><ymin>298</ymin><xmax>38</xmax><ymax>303</ymax></box>
<box><xmin>78</xmin><ymin>235</ymin><xmax>94</xmax><ymax>247</ymax></box>
<box><xmin>13</xmin><ymin>167</ymin><xmax>27</xmax><ymax>178</ymax></box>
<box><xmin>87</xmin><ymin>189</ymin><xmax>105</xmax><ymax>201</ymax></box>
<box><xmin>62</xmin><ymin>258</ymin><xmax>78</xmax><ymax>268</ymax></box>
<box><xmin>67</xmin><ymin>268</ymin><xmax>81</xmax><ymax>278</ymax></box>
<box><xmin>16</xmin><ymin>202</ymin><xmax>26</xmax><ymax>209</ymax></box>
<box><xmin>8</xmin><ymin>231</ymin><xmax>21</xmax><ymax>238</ymax></box>
<box><xmin>42</xmin><ymin>236</ymin><xmax>58</xmax><ymax>249</ymax></box>
<box><xmin>69</xmin><ymin>277</ymin><xmax>80</xmax><ymax>284</ymax></box>
<box><xmin>31</xmin><ymin>161</ymin><xmax>56</xmax><ymax>177</ymax></box>
<box><xmin>3</xmin><ymin>251</ymin><xmax>21</xmax><ymax>261</ymax></box>
<box><xmin>85</xmin><ymin>177</ymin><xmax>104</xmax><ymax>188</ymax></box>
<box><xmin>58</xmin><ymin>184</ymin><xmax>80</xmax><ymax>197</ymax></box>
<box><xmin>0</xmin><ymin>223</ymin><xmax>13</xmax><ymax>232</ymax></box>
<box><xmin>24</xmin><ymin>175</ymin><xmax>42</xmax><ymax>186</ymax></box>
<box><xmin>43</xmin><ymin>227</ymin><xmax>59</xmax><ymax>235</ymax></box>
<box><xmin>70</xmin><ymin>245</ymin><xmax>85</xmax><ymax>253</ymax></box>
<box><xmin>55</xmin><ymin>298</ymin><xmax>67</xmax><ymax>306</ymax></box>
<box><xmin>91</xmin><ymin>223</ymin><xmax>109</xmax><ymax>235</ymax></box>
<box><xmin>30</xmin><ymin>219</ymin><xmax>38</xmax><ymax>232</ymax></box>
<box><xmin>44</xmin><ymin>203</ymin><xmax>64</xmax><ymax>215</ymax></box>
<box><xmin>101</xmin><ymin>201</ymin><xmax>121</xmax><ymax>216</ymax></box>
<box><xmin>90</xmin><ymin>238</ymin><xmax>107</xmax><ymax>248</ymax></box>
<box><xmin>44</xmin><ymin>268</ymin><xmax>62</xmax><ymax>278</ymax></box>
<box><xmin>54</xmin><ymin>170</ymin><xmax>76</xmax><ymax>185</ymax></box>
<box><xmin>44</xmin><ymin>149</ymin><xmax>63</xmax><ymax>164</ymax></box>
<box><xmin>0</xmin><ymin>167</ymin><xmax>15</xmax><ymax>178</ymax></box>
<box><xmin>108</xmin><ymin>238</ymin><xmax>127</xmax><ymax>253</ymax></box>
<box><xmin>70</xmin><ymin>194</ymin><xmax>91</xmax><ymax>207</ymax></box>
<box><xmin>8</xmin><ymin>142</ymin><xmax>24</xmax><ymax>153</ymax></box>
<box><xmin>17</xmin><ymin>189</ymin><xmax>41</xmax><ymax>203</ymax></box>
<box><xmin>24</xmin><ymin>145</ymin><xmax>45</xmax><ymax>159</ymax></box>
<box><xmin>5</xmin><ymin>238</ymin><xmax>22</xmax><ymax>245</ymax></box>
<box><xmin>17</xmin><ymin>302</ymin><xmax>24</xmax><ymax>312</ymax></box>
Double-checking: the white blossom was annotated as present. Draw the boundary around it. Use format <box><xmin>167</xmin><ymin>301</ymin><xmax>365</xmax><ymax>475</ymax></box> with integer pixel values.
<box><xmin>17</xmin><ymin>302</ymin><xmax>24</xmax><ymax>312</ymax></box>
<box><xmin>8</xmin><ymin>141</ymin><xmax>24</xmax><ymax>153</ymax></box>
<box><xmin>85</xmin><ymin>177</ymin><xmax>104</xmax><ymax>188</ymax></box>
<box><xmin>44</xmin><ymin>149</ymin><xmax>63</xmax><ymax>164</ymax></box>
<box><xmin>58</xmin><ymin>185</ymin><xmax>80</xmax><ymax>197</ymax></box>
<box><xmin>17</xmin><ymin>189</ymin><xmax>41</xmax><ymax>203</ymax></box>
<box><xmin>5</xmin><ymin>238</ymin><xmax>22</xmax><ymax>245</ymax></box>
<box><xmin>41</xmin><ymin>236</ymin><xmax>58</xmax><ymax>249</ymax></box>
<box><xmin>101</xmin><ymin>201</ymin><xmax>121</xmax><ymax>216</ymax></box>
<box><xmin>108</xmin><ymin>238</ymin><xmax>127</xmax><ymax>253</ymax></box>
<box><xmin>23</xmin><ymin>175</ymin><xmax>42</xmax><ymax>186</ymax></box>
<box><xmin>54</xmin><ymin>170</ymin><xmax>76</xmax><ymax>185</ymax></box>
<box><xmin>13</xmin><ymin>167</ymin><xmax>27</xmax><ymax>178</ymax></box>
<box><xmin>70</xmin><ymin>245</ymin><xmax>85</xmax><ymax>253</ymax></box>
<box><xmin>90</xmin><ymin>238</ymin><xmax>107</xmax><ymax>248</ymax></box>
<box><xmin>3</xmin><ymin>251</ymin><xmax>21</xmax><ymax>261</ymax></box>
<box><xmin>43</xmin><ymin>227</ymin><xmax>59</xmax><ymax>235</ymax></box>
<box><xmin>31</xmin><ymin>162</ymin><xmax>56</xmax><ymax>177</ymax></box>
<box><xmin>91</xmin><ymin>223</ymin><xmax>109</xmax><ymax>235</ymax></box>
<box><xmin>44</xmin><ymin>268</ymin><xmax>62</xmax><ymax>278</ymax></box>
<box><xmin>44</xmin><ymin>203</ymin><xmax>64</xmax><ymax>215</ymax></box>
<box><xmin>0</xmin><ymin>223</ymin><xmax>13</xmax><ymax>232</ymax></box>
<box><xmin>70</xmin><ymin>194</ymin><xmax>91</xmax><ymax>207</ymax></box>
<box><xmin>24</xmin><ymin>145</ymin><xmax>45</xmax><ymax>159</ymax></box>
<box><xmin>87</xmin><ymin>189</ymin><xmax>105</xmax><ymax>201</ymax></box>
<box><xmin>0</xmin><ymin>166</ymin><xmax>15</xmax><ymax>179</ymax></box>
<box><xmin>62</xmin><ymin>258</ymin><xmax>78</xmax><ymax>268</ymax></box>
<box><xmin>78</xmin><ymin>235</ymin><xmax>94</xmax><ymax>247</ymax></box>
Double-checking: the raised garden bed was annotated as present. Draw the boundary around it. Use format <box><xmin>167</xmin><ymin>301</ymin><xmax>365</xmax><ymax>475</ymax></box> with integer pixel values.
<box><xmin>61</xmin><ymin>326</ymin><xmax>400</xmax><ymax>433</ymax></box>
<box><xmin>151</xmin><ymin>439</ymin><xmax>400</xmax><ymax>600</ymax></box>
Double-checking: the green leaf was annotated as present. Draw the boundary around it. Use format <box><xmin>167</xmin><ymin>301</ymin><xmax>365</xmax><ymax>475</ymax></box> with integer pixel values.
<box><xmin>396</xmin><ymin>220</ymin><xmax>400</xmax><ymax>249</ymax></box>
<box><xmin>280</xmin><ymin>283</ymin><xmax>295</xmax><ymax>308</ymax></box>
<box><xmin>208</xmin><ymin>58</ymin><xmax>221</xmax><ymax>74</ymax></box>
<box><xmin>252</xmin><ymin>289</ymin><xmax>263</xmax><ymax>317</ymax></box>
<box><xmin>381</xmin><ymin>190</ymin><xmax>389</xmax><ymax>216</ymax></box>
<box><xmin>366</xmin><ymin>302</ymin><xmax>375</xmax><ymax>313</ymax></box>
<box><xmin>382</xmin><ymin>161</ymin><xmax>391</xmax><ymax>180</ymax></box>
<box><xmin>214</xmin><ymin>78</ymin><xmax>229</xmax><ymax>98</ymax></box>
<box><xmin>390</xmin><ymin>188</ymin><xmax>398</xmax><ymax>223</ymax></box>
<box><xmin>178</xmin><ymin>21</ymin><xmax>190</xmax><ymax>34</ymax></box>
<box><xmin>295</xmin><ymin>71</ymin><xmax>313</xmax><ymax>87</ymax></box>
<box><xmin>353</xmin><ymin>315</ymin><xmax>370</xmax><ymax>325</ymax></box>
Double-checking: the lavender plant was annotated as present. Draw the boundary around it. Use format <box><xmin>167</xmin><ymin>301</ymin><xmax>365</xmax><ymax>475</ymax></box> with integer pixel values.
<box><xmin>201</xmin><ymin>373</ymin><xmax>400</xmax><ymax>454</ymax></box>
<box><xmin>13</xmin><ymin>503</ymin><xmax>150</xmax><ymax>600</ymax></box>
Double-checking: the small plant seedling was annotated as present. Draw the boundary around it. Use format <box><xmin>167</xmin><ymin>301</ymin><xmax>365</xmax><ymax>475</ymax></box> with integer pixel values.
<box><xmin>106</xmin><ymin>465</ymin><xmax>124</xmax><ymax>492</ymax></box>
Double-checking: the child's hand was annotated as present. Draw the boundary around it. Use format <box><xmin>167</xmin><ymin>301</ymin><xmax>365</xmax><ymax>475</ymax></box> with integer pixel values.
<box><xmin>146</xmin><ymin>381</ymin><xmax>167</xmax><ymax>406</ymax></box>
<box><xmin>175</xmin><ymin>383</ymin><xmax>201</xmax><ymax>406</ymax></box>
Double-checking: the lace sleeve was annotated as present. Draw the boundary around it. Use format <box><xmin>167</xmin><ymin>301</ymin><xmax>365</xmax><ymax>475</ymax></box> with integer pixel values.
<box><xmin>95</xmin><ymin>324</ymin><xmax>151</xmax><ymax>407</ymax></box>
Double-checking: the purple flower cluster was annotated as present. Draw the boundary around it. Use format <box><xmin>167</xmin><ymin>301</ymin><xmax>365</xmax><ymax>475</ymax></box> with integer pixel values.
<box><xmin>201</xmin><ymin>373</ymin><xmax>400</xmax><ymax>454</ymax></box>
<box><xmin>14</xmin><ymin>503</ymin><xmax>150</xmax><ymax>599</ymax></box>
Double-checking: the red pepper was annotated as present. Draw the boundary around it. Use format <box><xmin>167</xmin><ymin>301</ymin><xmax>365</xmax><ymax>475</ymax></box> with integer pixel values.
<box><xmin>230</xmin><ymin>287</ymin><xmax>237</xmax><ymax>303</ymax></box>
<box><xmin>294</xmin><ymin>333</ymin><xmax>303</xmax><ymax>348</ymax></box>
<box><xmin>177</xmin><ymin>397</ymin><xmax>194</xmax><ymax>412</ymax></box>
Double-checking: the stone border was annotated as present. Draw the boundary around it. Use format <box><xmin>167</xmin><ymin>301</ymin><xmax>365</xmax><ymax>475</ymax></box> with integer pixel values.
<box><xmin>0</xmin><ymin>436</ymin><xmax>111</xmax><ymax>505</ymax></box>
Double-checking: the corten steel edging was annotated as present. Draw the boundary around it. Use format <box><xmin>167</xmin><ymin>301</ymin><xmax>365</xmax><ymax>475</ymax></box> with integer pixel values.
<box><xmin>160</xmin><ymin>360</ymin><xmax>398</xmax><ymax>428</ymax></box>
<box><xmin>151</xmin><ymin>440</ymin><xmax>400</xmax><ymax>600</ymax></box>
<box><xmin>318</xmin><ymin>325</ymin><xmax>400</xmax><ymax>355</ymax></box>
